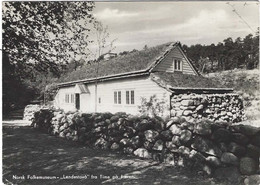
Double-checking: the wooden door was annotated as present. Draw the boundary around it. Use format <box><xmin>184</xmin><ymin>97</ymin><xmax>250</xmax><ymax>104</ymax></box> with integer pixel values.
<box><xmin>75</xmin><ymin>93</ymin><xmax>80</xmax><ymax>110</ymax></box>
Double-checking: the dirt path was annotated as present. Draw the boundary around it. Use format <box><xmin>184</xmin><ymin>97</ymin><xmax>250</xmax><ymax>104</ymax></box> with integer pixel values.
<box><xmin>3</xmin><ymin>124</ymin><xmax>220</xmax><ymax>185</ymax></box>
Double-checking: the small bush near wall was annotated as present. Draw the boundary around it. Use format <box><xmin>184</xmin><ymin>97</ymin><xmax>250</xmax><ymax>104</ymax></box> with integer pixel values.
<box><xmin>31</xmin><ymin>108</ymin><xmax>259</xmax><ymax>183</ymax></box>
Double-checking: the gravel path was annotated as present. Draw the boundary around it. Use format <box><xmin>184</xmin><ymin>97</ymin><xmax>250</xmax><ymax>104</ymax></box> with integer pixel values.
<box><xmin>3</xmin><ymin>122</ymin><xmax>220</xmax><ymax>185</ymax></box>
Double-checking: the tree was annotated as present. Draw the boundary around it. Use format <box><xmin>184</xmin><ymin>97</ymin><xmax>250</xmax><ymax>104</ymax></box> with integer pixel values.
<box><xmin>91</xmin><ymin>21</ymin><xmax>117</xmax><ymax>112</ymax></box>
<box><xmin>3</xmin><ymin>1</ymin><xmax>95</xmax><ymax>78</ymax></box>
<box><xmin>2</xmin><ymin>2</ymin><xmax>95</xmax><ymax>112</ymax></box>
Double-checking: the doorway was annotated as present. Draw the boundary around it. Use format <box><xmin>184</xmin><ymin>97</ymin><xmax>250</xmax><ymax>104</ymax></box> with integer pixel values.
<box><xmin>75</xmin><ymin>93</ymin><xmax>80</xmax><ymax>110</ymax></box>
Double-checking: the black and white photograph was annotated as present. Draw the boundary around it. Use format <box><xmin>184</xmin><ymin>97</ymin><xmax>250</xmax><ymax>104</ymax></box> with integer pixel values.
<box><xmin>2</xmin><ymin>1</ymin><xmax>260</xmax><ymax>184</ymax></box>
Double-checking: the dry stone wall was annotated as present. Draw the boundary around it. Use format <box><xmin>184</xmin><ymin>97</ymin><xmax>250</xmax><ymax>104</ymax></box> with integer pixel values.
<box><xmin>30</xmin><ymin>109</ymin><xmax>259</xmax><ymax>183</ymax></box>
<box><xmin>171</xmin><ymin>93</ymin><xmax>246</xmax><ymax>123</ymax></box>
<box><xmin>23</xmin><ymin>104</ymin><xmax>53</xmax><ymax>122</ymax></box>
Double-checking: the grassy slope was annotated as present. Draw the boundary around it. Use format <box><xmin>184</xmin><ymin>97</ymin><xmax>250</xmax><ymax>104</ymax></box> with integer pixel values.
<box><xmin>206</xmin><ymin>69</ymin><xmax>260</xmax><ymax>125</ymax></box>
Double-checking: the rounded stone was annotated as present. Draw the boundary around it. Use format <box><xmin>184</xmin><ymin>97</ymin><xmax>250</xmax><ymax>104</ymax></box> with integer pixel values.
<box><xmin>160</xmin><ymin>130</ymin><xmax>173</xmax><ymax>141</ymax></box>
<box><xmin>240</xmin><ymin>157</ymin><xmax>259</xmax><ymax>175</ymax></box>
<box><xmin>231</xmin><ymin>133</ymin><xmax>249</xmax><ymax>146</ymax></box>
<box><xmin>221</xmin><ymin>152</ymin><xmax>239</xmax><ymax>166</ymax></box>
<box><xmin>194</xmin><ymin>122</ymin><xmax>212</xmax><ymax>135</ymax></box>
<box><xmin>133</xmin><ymin>148</ymin><xmax>152</xmax><ymax>159</ymax></box>
<box><xmin>212</xmin><ymin>128</ymin><xmax>231</xmax><ymax>143</ymax></box>
<box><xmin>179</xmin><ymin>129</ymin><xmax>192</xmax><ymax>144</ymax></box>
<box><xmin>165</xmin><ymin>141</ymin><xmax>178</xmax><ymax>152</ymax></box>
<box><xmin>169</xmin><ymin>124</ymin><xmax>181</xmax><ymax>135</ymax></box>
<box><xmin>228</xmin><ymin>142</ymin><xmax>246</xmax><ymax>157</ymax></box>
<box><xmin>110</xmin><ymin>142</ymin><xmax>120</xmax><ymax>150</ymax></box>
<box><xmin>144</xmin><ymin>130</ymin><xmax>159</xmax><ymax>143</ymax></box>
<box><xmin>171</xmin><ymin>135</ymin><xmax>181</xmax><ymax>146</ymax></box>
<box><xmin>206</xmin><ymin>156</ymin><xmax>221</xmax><ymax>167</ymax></box>
<box><xmin>244</xmin><ymin>175</ymin><xmax>260</xmax><ymax>185</ymax></box>
<box><xmin>152</xmin><ymin>140</ymin><xmax>164</xmax><ymax>151</ymax></box>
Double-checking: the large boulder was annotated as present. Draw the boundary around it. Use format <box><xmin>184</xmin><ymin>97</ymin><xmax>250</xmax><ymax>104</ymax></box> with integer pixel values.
<box><xmin>143</xmin><ymin>141</ymin><xmax>153</xmax><ymax>150</ymax></box>
<box><xmin>178</xmin><ymin>146</ymin><xmax>190</xmax><ymax>156</ymax></box>
<box><xmin>228</xmin><ymin>142</ymin><xmax>246</xmax><ymax>157</ymax></box>
<box><xmin>191</xmin><ymin>136</ymin><xmax>222</xmax><ymax>157</ymax></box>
<box><xmin>212</xmin><ymin>128</ymin><xmax>231</xmax><ymax>143</ymax></box>
<box><xmin>165</xmin><ymin>141</ymin><xmax>178</xmax><ymax>152</ymax></box>
<box><xmin>189</xmin><ymin>149</ymin><xmax>206</xmax><ymax>163</ymax></box>
<box><xmin>179</xmin><ymin>129</ymin><xmax>192</xmax><ymax>144</ymax></box>
<box><xmin>194</xmin><ymin>122</ymin><xmax>212</xmax><ymax>135</ymax></box>
<box><xmin>213</xmin><ymin>167</ymin><xmax>241</xmax><ymax>184</ymax></box>
<box><xmin>171</xmin><ymin>135</ymin><xmax>181</xmax><ymax>146</ymax></box>
<box><xmin>247</xmin><ymin>144</ymin><xmax>260</xmax><ymax>159</ymax></box>
<box><xmin>251</xmin><ymin>134</ymin><xmax>260</xmax><ymax>147</ymax></box>
<box><xmin>239</xmin><ymin>157</ymin><xmax>259</xmax><ymax>175</ymax></box>
<box><xmin>129</xmin><ymin>136</ymin><xmax>141</xmax><ymax>149</ymax></box>
<box><xmin>239</xmin><ymin>125</ymin><xmax>260</xmax><ymax>136</ymax></box>
<box><xmin>182</xmin><ymin>110</ymin><xmax>193</xmax><ymax>116</ymax></box>
<box><xmin>133</xmin><ymin>148</ymin><xmax>152</xmax><ymax>159</ymax></box>
<box><xmin>144</xmin><ymin>130</ymin><xmax>159</xmax><ymax>142</ymax></box>
<box><xmin>164</xmin><ymin>153</ymin><xmax>175</xmax><ymax>165</ymax></box>
<box><xmin>231</xmin><ymin>133</ymin><xmax>249</xmax><ymax>146</ymax></box>
<box><xmin>152</xmin><ymin>140</ymin><xmax>164</xmax><ymax>151</ymax></box>
<box><xmin>160</xmin><ymin>130</ymin><xmax>173</xmax><ymax>141</ymax></box>
<box><xmin>119</xmin><ymin>138</ymin><xmax>130</xmax><ymax>147</ymax></box>
<box><xmin>181</xmin><ymin>100</ymin><xmax>194</xmax><ymax>106</ymax></box>
<box><xmin>169</xmin><ymin>124</ymin><xmax>181</xmax><ymax>135</ymax></box>
<box><xmin>110</xmin><ymin>142</ymin><xmax>120</xmax><ymax>150</ymax></box>
<box><xmin>220</xmin><ymin>152</ymin><xmax>239</xmax><ymax>166</ymax></box>
<box><xmin>244</xmin><ymin>175</ymin><xmax>260</xmax><ymax>185</ymax></box>
<box><xmin>206</xmin><ymin>156</ymin><xmax>221</xmax><ymax>167</ymax></box>
<box><xmin>94</xmin><ymin>138</ymin><xmax>109</xmax><ymax>149</ymax></box>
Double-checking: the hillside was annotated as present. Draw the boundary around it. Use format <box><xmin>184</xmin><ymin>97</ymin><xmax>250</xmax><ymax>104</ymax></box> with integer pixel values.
<box><xmin>206</xmin><ymin>69</ymin><xmax>260</xmax><ymax>126</ymax></box>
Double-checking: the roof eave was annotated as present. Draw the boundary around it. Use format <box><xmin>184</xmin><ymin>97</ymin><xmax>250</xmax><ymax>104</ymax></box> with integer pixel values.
<box><xmin>169</xmin><ymin>87</ymin><xmax>234</xmax><ymax>93</ymax></box>
<box><xmin>57</xmin><ymin>69</ymin><xmax>150</xmax><ymax>88</ymax></box>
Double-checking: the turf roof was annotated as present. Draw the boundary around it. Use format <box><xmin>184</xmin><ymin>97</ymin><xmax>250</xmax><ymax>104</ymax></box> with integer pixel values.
<box><xmin>59</xmin><ymin>42</ymin><xmax>173</xmax><ymax>83</ymax></box>
<box><xmin>151</xmin><ymin>72</ymin><xmax>229</xmax><ymax>89</ymax></box>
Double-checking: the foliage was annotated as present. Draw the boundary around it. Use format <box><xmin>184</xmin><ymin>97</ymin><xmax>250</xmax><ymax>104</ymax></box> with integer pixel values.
<box><xmin>182</xmin><ymin>33</ymin><xmax>259</xmax><ymax>73</ymax></box>
<box><xmin>2</xmin><ymin>2</ymin><xmax>95</xmax><ymax>112</ymax></box>
<box><xmin>138</xmin><ymin>95</ymin><xmax>168</xmax><ymax>118</ymax></box>
<box><xmin>3</xmin><ymin>1</ymin><xmax>95</xmax><ymax>77</ymax></box>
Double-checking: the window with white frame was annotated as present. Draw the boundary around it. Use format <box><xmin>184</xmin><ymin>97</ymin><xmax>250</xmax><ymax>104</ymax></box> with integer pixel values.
<box><xmin>114</xmin><ymin>91</ymin><xmax>121</xmax><ymax>104</ymax></box>
<box><xmin>65</xmin><ymin>94</ymin><xmax>70</xmax><ymax>103</ymax></box>
<box><xmin>71</xmin><ymin>94</ymin><xmax>75</xmax><ymax>103</ymax></box>
<box><xmin>174</xmin><ymin>59</ymin><xmax>182</xmax><ymax>71</ymax></box>
<box><xmin>126</xmin><ymin>90</ymin><xmax>135</xmax><ymax>105</ymax></box>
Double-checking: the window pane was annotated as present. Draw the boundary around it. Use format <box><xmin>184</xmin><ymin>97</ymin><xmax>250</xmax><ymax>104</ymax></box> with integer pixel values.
<box><xmin>118</xmin><ymin>91</ymin><xmax>121</xmax><ymax>104</ymax></box>
<box><xmin>131</xmin><ymin>90</ymin><xmax>134</xmax><ymax>104</ymax></box>
<box><xmin>65</xmin><ymin>94</ymin><xmax>69</xmax><ymax>103</ymax></box>
<box><xmin>71</xmin><ymin>94</ymin><xmax>74</xmax><ymax>103</ymax></box>
<box><xmin>114</xmin><ymin>91</ymin><xmax>117</xmax><ymax>104</ymax></box>
<box><xmin>126</xmin><ymin>91</ymin><xmax>129</xmax><ymax>104</ymax></box>
<box><xmin>174</xmin><ymin>60</ymin><xmax>177</xmax><ymax>70</ymax></box>
<box><xmin>178</xmin><ymin>60</ymin><xmax>181</xmax><ymax>70</ymax></box>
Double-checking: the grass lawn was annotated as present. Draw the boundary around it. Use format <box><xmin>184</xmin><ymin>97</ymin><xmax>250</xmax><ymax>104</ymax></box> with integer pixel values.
<box><xmin>2</xmin><ymin>125</ymin><xmax>225</xmax><ymax>185</ymax></box>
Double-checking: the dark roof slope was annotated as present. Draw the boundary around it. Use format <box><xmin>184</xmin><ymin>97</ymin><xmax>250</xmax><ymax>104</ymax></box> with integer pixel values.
<box><xmin>151</xmin><ymin>72</ymin><xmax>232</xmax><ymax>91</ymax></box>
<box><xmin>58</xmin><ymin>42</ymin><xmax>174</xmax><ymax>83</ymax></box>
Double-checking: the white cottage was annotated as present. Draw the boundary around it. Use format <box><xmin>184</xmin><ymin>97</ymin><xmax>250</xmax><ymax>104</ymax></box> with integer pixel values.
<box><xmin>53</xmin><ymin>42</ymin><xmax>230</xmax><ymax>116</ymax></box>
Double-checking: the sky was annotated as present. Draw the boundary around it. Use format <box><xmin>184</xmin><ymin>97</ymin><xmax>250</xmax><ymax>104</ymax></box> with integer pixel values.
<box><xmin>92</xmin><ymin>1</ymin><xmax>259</xmax><ymax>53</ymax></box>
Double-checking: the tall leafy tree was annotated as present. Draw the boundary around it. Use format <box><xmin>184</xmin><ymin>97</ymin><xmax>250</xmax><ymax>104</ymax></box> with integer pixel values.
<box><xmin>2</xmin><ymin>2</ymin><xmax>95</xmax><ymax>112</ymax></box>
<box><xmin>3</xmin><ymin>1</ymin><xmax>95</xmax><ymax>78</ymax></box>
